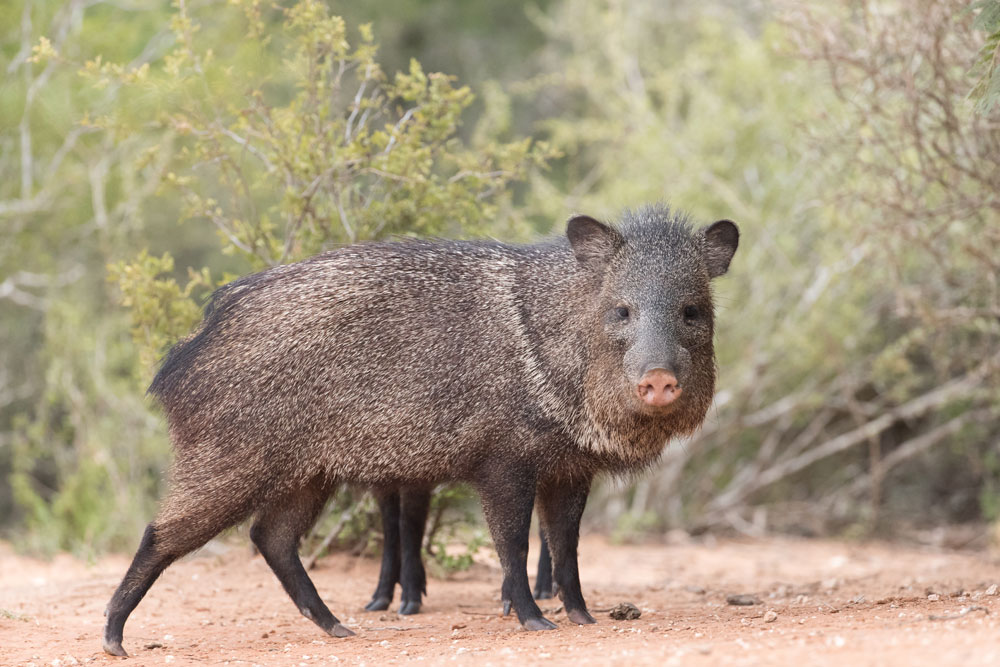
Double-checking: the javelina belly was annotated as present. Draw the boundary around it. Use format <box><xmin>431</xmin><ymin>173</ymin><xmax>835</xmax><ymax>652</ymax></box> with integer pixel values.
<box><xmin>103</xmin><ymin>204</ymin><xmax>738</xmax><ymax>657</ymax></box>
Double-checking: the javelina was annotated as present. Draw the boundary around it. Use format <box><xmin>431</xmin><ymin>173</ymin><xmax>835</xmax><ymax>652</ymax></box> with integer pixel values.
<box><xmin>364</xmin><ymin>488</ymin><xmax>555</xmax><ymax>615</ymax></box>
<box><xmin>102</xmin><ymin>204</ymin><xmax>738</xmax><ymax>656</ymax></box>
<box><xmin>366</xmin><ymin>487</ymin><xmax>432</xmax><ymax>615</ymax></box>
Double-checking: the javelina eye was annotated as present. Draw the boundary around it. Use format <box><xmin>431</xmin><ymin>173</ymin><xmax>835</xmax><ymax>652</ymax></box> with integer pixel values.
<box><xmin>683</xmin><ymin>305</ymin><xmax>700</xmax><ymax>322</ymax></box>
<box><xmin>614</xmin><ymin>305</ymin><xmax>630</xmax><ymax>321</ymax></box>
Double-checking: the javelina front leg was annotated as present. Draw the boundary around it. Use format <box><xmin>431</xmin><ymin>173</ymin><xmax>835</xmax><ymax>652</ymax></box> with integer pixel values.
<box><xmin>365</xmin><ymin>490</ymin><xmax>402</xmax><ymax>611</ymax></box>
<box><xmin>398</xmin><ymin>487</ymin><xmax>431</xmax><ymax>615</ymax></box>
<box><xmin>533</xmin><ymin>530</ymin><xmax>556</xmax><ymax>600</ymax></box>
<box><xmin>250</xmin><ymin>480</ymin><xmax>354</xmax><ymax>638</ymax></box>
<box><xmin>538</xmin><ymin>477</ymin><xmax>595</xmax><ymax>625</ymax></box>
<box><xmin>478</xmin><ymin>467</ymin><xmax>557</xmax><ymax>631</ymax></box>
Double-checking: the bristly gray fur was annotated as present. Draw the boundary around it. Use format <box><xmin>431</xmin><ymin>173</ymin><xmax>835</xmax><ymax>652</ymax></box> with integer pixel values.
<box><xmin>147</xmin><ymin>204</ymin><xmax>734</xmax><ymax>516</ymax></box>
<box><xmin>150</xmin><ymin>206</ymin><xmax>714</xmax><ymax>500</ymax></box>
<box><xmin>102</xmin><ymin>203</ymin><xmax>739</xmax><ymax>654</ymax></box>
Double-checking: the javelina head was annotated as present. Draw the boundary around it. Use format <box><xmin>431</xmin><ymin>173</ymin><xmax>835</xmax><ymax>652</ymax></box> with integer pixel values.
<box><xmin>568</xmin><ymin>205</ymin><xmax>738</xmax><ymax>433</ymax></box>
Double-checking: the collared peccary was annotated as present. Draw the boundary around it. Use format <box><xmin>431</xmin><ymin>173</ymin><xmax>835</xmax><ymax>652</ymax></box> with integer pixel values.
<box><xmin>365</xmin><ymin>487</ymin><xmax>433</xmax><ymax>615</ymax></box>
<box><xmin>364</xmin><ymin>488</ymin><xmax>555</xmax><ymax>615</ymax></box>
<box><xmin>102</xmin><ymin>204</ymin><xmax>738</xmax><ymax>657</ymax></box>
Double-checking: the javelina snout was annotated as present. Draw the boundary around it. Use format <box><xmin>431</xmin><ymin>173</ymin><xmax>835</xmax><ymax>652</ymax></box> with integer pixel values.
<box><xmin>636</xmin><ymin>368</ymin><xmax>681</xmax><ymax>408</ymax></box>
<box><xmin>102</xmin><ymin>204</ymin><xmax>738</xmax><ymax>656</ymax></box>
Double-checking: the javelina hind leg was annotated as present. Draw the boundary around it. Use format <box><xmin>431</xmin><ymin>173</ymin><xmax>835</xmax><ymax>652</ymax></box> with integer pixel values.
<box><xmin>478</xmin><ymin>467</ymin><xmax>557</xmax><ymax>631</ymax></box>
<box><xmin>398</xmin><ymin>487</ymin><xmax>431</xmax><ymax>615</ymax></box>
<box><xmin>533</xmin><ymin>531</ymin><xmax>557</xmax><ymax>600</ymax></box>
<box><xmin>250</xmin><ymin>480</ymin><xmax>354</xmax><ymax>638</ymax></box>
<box><xmin>103</xmin><ymin>524</ymin><xmax>173</xmax><ymax>657</ymax></box>
<box><xmin>103</xmin><ymin>492</ymin><xmax>255</xmax><ymax>657</ymax></box>
<box><xmin>365</xmin><ymin>490</ymin><xmax>401</xmax><ymax>611</ymax></box>
<box><xmin>538</xmin><ymin>478</ymin><xmax>595</xmax><ymax>625</ymax></box>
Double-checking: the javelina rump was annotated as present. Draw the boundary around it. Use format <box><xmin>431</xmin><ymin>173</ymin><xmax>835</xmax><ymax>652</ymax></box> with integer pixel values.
<box><xmin>103</xmin><ymin>204</ymin><xmax>738</xmax><ymax>656</ymax></box>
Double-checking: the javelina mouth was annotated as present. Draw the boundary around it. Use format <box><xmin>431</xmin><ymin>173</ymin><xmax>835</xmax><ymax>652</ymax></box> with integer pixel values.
<box><xmin>632</xmin><ymin>395</ymin><xmax>681</xmax><ymax>417</ymax></box>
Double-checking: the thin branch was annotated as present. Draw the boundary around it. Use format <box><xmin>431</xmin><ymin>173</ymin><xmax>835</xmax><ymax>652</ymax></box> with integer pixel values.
<box><xmin>88</xmin><ymin>150</ymin><xmax>111</xmax><ymax>231</ymax></box>
<box><xmin>221</xmin><ymin>128</ymin><xmax>275</xmax><ymax>172</ymax></box>
<box><xmin>304</xmin><ymin>510</ymin><xmax>352</xmax><ymax>570</ymax></box>
<box><xmin>705</xmin><ymin>352</ymin><xmax>999</xmax><ymax>517</ymax></box>
<box><xmin>344</xmin><ymin>63</ymin><xmax>372</xmax><ymax>143</ymax></box>
<box><xmin>828</xmin><ymin>409</ymin><xmax>990</xmax><ymax>507</ymax></box>
<box><xmin>334</xmin><ymin>192</ymin><xmax>356</xmax><ymax>243</ymax></box>
<box><xmin>19</xmin><ymin>0</ymin><xmax>34</xmax><ymax>199</ymax></box>
<box><xmin>0</xmin><ymin>278</ymin><xmax>46</xmax><ymax>309</ymax></box>
<box><xmin>0</xmin><ymin>265</ymin><xmax>85</xmax><ymax>310</ymax></box>
<box><xmin>382</xmin><ymin>107</ymin><xmax>418</xmax><ymax>155</ymax></box>
<box><xmin>0</xmin><ymin>194</ymin><xmax>53</xmax><ymax>218</ymax></box>
<box><xmin>205</xmin><ymin>209</ymin><xmax>254</xmax><ymax>255</ymax></box>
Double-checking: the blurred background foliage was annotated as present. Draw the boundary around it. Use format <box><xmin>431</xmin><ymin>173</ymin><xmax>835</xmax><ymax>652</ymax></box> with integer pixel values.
<box><xmin>1</xmin><ymin>0</ymin><xmax>997</xmax><ymax>560</ymax></box>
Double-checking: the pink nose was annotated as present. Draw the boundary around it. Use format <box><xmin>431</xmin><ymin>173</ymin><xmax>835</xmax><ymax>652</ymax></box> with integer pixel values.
<box><xmin>636</xmin><ymin>370</ymin><xmax>681</xmax><ymax>407</ymax></box>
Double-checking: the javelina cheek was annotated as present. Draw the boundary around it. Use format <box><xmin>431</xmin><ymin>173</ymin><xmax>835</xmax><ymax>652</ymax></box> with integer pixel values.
<box><xmin>602</xmin><ymin>321</ymin><xmax>633</xmax><ymax>350</ymax></box>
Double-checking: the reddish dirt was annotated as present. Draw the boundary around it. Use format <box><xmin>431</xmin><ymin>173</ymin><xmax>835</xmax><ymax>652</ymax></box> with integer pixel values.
<box><xmin>3</xmin><ymin>535</ymin><xmax>1000</xmax><ymax>666</ymax></box>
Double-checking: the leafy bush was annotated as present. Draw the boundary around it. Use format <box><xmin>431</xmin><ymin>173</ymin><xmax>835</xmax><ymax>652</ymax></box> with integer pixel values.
<box><xmin>3</xmin><ymin>0</ymin><xmax>552</xmax><ymax>554</ymax></box>
<box><xmin>3</xmin><ymin>0</ymin><xmax>997</xmax><ymax>556</ymax></box>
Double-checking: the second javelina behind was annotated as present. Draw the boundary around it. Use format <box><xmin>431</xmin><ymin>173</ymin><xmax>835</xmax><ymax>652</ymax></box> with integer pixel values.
<box><xmin>103</xmin><ymin>203</ymin><xmax>739</xmax><ymax>656</ymax></box>
<box><xmin>364</xmin><ymin>489</ymin><xmax>553</xmax><ymax>616</ymax></box>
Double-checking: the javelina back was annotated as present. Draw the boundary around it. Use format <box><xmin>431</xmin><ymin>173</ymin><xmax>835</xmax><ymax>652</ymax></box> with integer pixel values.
<box><xmin>103</xmin><ymin>204</ymin><xmax>738</xmax><ymax>656</ymax></box>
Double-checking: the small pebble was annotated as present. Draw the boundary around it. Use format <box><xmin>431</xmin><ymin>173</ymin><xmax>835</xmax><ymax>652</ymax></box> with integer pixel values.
<box><xmin>764</xmin><ymin>610</ymin><xmax>778</xmax><ymax>623</ymax></box>
<box><xmin>609</xmin><ymin>602</ymin><xmax>641</xmax><ymax>620</ymax></box>
<box><xmin>986</xmin><ymin>584</ymin><xmax>999</xmax><ymax>596</ymax></box>
<box><xmin>927</xmin><ymin>593</ymin><xmax>941</xmax><ymax>602</ymax></box>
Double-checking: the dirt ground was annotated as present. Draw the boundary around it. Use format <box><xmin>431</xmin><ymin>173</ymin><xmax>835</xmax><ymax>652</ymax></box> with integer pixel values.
<box><xmin>3</xmin><ymin>534</ymin><xmax>1000</xmax><ymax>666</ymax></box>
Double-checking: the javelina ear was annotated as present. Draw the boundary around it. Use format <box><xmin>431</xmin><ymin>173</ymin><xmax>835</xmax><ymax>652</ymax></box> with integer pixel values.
<box><xmin>566</xmin><ymin>215</ymin><xmax>624</xmax><ymax>272</ymax></box>
<box><xmin>701</xmin><ymin>219</ymin><xmax>739</xmax><ymax>278</ymax></box>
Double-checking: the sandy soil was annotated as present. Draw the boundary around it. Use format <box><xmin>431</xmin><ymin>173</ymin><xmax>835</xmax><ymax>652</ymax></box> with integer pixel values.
<box><xmin>3</xmin><ymin>534</ymin><xmax>1000</xmax><ymax>666</ymax></box>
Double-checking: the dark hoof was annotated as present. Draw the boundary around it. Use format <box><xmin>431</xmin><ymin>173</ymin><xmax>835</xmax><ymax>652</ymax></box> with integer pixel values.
<box><xmin>502</xmin><ymin>599</ymin><xmax>512</xmax><ymax>617</ymax></box>
<box><xmin>330</xmin><ymin>623</ymin><xmax>355</xmax><ymax>638</ymax></box>
<box><xmin>102</xmin><ymin>638</ymin><xmax>128</xmax><ymax>657</ymax></box>
<box><xmin>398</xmin><ymin>600</ymin><xmax>422</xmax><ymax>615</ymax></box>
<box><xmin>533</xmin><ymin>587</ymin><xmax>555</xmax><ymax>600</ymax></box>
<box><xmin>364</xmin><ymin>596</ymin><xmax>391</xmax><ymax>612</ymax></box>
<box><xmin>523</xmin><ymin>616</ymin><xmax>559</xmax><ymax>631</ymax></box>
<box><xmin>567</xmin><ymin>608</ymin><xmax>597</xmax><ymax>625</ymax></box>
